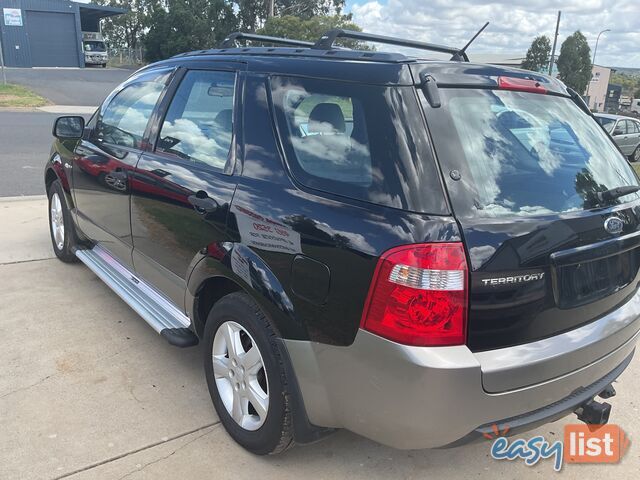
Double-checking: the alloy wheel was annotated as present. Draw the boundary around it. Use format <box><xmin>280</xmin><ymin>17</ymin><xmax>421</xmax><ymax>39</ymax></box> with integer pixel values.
<box><xmin>50</xmin><ymin>192</ymin><xmax>65</xmax><ymax>251</ymax></box>
<box><xmin>212</xmin><ymin>321</ymin><xmax>269</xmax><ymax>431</ymax></box>
<box><xmin>635</xmin><ymin>147</ymin><xmax>640</xmax><ymax>163</ymax></box>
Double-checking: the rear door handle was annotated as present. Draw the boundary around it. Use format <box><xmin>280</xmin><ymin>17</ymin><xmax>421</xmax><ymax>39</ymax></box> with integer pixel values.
<box><xmin>188</xmin><ymin>192</ymin><xmax>219</xmax><ymax>213</ymax></box>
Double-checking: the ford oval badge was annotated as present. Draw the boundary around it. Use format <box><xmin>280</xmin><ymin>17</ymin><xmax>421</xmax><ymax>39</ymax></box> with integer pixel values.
<box><xmin>604</xmin><ymin>216</ymin><xmax>624</xmax><ymax>235</ymax></box>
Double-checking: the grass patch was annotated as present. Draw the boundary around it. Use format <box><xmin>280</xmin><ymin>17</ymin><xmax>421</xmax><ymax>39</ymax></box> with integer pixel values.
<box><xmin>0</xmin><ymin>83</ymin><xmax>49</xmax><ymax>107</ymax></box>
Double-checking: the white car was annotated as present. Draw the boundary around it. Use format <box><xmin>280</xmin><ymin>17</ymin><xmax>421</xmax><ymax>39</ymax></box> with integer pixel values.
<box><xmin>596</xmin><ymin>113</ymin><xmax>640</xmax><ymax>162</ymax></box>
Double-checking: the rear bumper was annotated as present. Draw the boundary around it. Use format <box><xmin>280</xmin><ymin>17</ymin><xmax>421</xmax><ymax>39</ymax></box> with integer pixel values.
<box><xmin>84</xmin><ymin>57</ymin><xmax>107</xmax><ymax>65</ymax></box>
<box><xmin>285</xmin><ymin>294</ymin><xmax>640</xmax><ymax>449</ymax></box>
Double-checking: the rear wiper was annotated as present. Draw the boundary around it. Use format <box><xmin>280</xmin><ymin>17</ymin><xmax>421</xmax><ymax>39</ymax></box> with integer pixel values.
<box><xmin>597</xmin><ymin>185</ymin><xmax>640</xmax><ymax>203</ymax></box>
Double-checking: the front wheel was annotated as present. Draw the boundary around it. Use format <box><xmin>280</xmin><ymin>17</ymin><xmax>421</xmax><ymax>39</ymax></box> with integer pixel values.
<box><xmin>203</xmin><ymin>292</ymin><xmax>294</xmax><ymax>455</ymax></box>
<box><xmin>631</xmin><ymin>146</ymin><xmax>640</xmax><ymax>163</ymax></box>
<box><xmin>48</xmin><ymin>179</ymin><xmax>78</xmax><ymax>263</ymax></box>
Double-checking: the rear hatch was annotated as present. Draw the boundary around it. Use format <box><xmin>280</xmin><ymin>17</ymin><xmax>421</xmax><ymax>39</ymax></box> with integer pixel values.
<box><xmin>418</xmin><ymin>74</ymin><xmax>640</xmax><ymax>354</ymax></box>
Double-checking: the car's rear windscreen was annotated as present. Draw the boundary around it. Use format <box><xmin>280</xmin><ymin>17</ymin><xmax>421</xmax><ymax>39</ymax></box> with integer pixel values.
<box><xmin>421</xmin><ymin>89</ymin><xmax>640</xmax><ymax>219</ymax></box>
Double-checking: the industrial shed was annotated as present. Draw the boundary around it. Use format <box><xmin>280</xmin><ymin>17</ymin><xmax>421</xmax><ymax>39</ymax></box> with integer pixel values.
<box><xmin>0</xmin><ymin>0</ymin><xmax>124</xmax><ymax>68</ymax></box>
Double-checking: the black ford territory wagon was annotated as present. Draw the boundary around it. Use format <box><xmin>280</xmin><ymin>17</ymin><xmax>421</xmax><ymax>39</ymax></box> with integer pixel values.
<box><xmin>45</xmin><ymin>30</ymin><xmax>640</xmax><ymax>454</ymax></box>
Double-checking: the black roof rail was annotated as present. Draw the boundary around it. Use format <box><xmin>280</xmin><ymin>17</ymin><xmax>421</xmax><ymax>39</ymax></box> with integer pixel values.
<box><xmin>219</xmin><ymin>32</ymin><xmax>314</xmax><ymax>49</ymax></box>
<box><xmin>313</xmin><ymin>29</ymin><xmax>468</xmax><ymax>61</ymax></box>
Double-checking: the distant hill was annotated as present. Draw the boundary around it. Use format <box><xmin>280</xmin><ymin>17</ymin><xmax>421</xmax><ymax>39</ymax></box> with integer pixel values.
<box><xmin>612</xmin><ymin>67</ymin><xmax>640</xmax><ymax>77</ymax></box>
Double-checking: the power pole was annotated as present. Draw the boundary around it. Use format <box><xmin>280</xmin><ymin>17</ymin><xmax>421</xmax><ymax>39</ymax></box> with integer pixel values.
<box><xmin>586</xmin><ymin>29</ymin><xmax>611</xmax><ymax>102</ymax></box>
<box><xmin>0</xmin><ymin>22</ymin><xmax>7</xmax><ymax>85</ymax></box>
<box><xmin>267</xmin><ymin>0</ymin><xmax>274</xmax><ymax>18</ymax></box>
<box><xmin>548</xmin><ymin>10</ymin><xmax>561</xmax><ymax>75</ymax></box>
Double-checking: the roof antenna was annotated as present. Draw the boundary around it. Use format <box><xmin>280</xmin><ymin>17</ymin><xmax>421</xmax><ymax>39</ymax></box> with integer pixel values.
<box><xmin>451</xmin><ymin>22</ymin><xmax>489</xmax><ymax>61</ymax></box>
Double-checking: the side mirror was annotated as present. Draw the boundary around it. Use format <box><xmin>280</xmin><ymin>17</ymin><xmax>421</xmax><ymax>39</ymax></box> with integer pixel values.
<box><xmin>53</xmin><ymin>116</ymin><xmax>85</xmax><ymax>139</ymax></box>
<box><xmin>613</xmin><ymin>128</ymin><xmax>624</xmax><ymax>137</ymax></box>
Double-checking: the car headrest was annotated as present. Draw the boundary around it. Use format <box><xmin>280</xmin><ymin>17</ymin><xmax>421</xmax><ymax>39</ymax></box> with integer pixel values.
<box><xmin>214</xmin><ymin>109</ymin><xmax>233</xmax><ymax>131</ymax></box>
<box><xmin>308</xmin><ymin>103</ymin><xmax>345</xmax><ymax>134</ymax></box>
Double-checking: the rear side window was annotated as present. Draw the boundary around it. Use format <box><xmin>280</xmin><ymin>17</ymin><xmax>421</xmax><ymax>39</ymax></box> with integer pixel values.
<box><xmin>270</xmin><ymin>76</ymin><xmax>447</xmax><ymax>214</ymax></box>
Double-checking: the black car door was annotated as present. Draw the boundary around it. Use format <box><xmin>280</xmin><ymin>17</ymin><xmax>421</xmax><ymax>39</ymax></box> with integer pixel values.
<box><xmin>72</xmin><ymin>68</ymin><xmax>174</xmax><ymax>269</ymax></box>
<box><xmin>130</xmin><ymin>66</ymin><xmax>240</xmax><ymax>308</ymax></box>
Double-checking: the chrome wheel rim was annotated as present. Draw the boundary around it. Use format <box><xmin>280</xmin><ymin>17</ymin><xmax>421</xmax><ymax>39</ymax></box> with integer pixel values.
<box><xmin>212</xmin><ymin>321</ymin><xmax>269</xmax><ymax>431</ymax></box>
<box><xmin>50</xmin><ymin>192</ymin><xmax>65</xmax><ymax>251</ymax></box>
<box><xmin>635</xmin><ymin>148</ymin><xmax>640</xmax><ymax>163</ymax></box>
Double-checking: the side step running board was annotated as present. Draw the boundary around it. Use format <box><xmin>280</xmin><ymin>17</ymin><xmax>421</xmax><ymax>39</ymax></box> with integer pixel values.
<box><xmin>75</xmin><ymin>245</ymin><xmax>198</xmax><ymax>348</ymax></box>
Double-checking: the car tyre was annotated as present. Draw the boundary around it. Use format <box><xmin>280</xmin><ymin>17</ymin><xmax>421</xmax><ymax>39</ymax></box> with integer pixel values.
<box><xmin>631</xmin><ymin>146</ymin><xmax>640</xmax><ymax>163</ymax></box>
<box><xmin>203</xmin><ymin>292</ymin><xmax>294</xmax><ymax>455</ymax></box>
<box><xmin>48</xmin><ymin>179</ymin><xmax>78</xmax><ymax>263</ymax></box>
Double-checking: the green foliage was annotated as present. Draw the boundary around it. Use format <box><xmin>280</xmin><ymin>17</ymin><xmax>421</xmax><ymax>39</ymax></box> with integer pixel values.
<box><xmin>237</xmin><ymin>1</ymin><xmax>344</xmax><ymax>31</ymax></box>
<box><xmin>278</xmin><ymin>0</ymin><xmax>343</xmax><ymax>18</ymax></box>
<box><xmin>521</xmin><ymin>36</ymin><xmax>551</xmax><ymax>72</ymax></box>
<box><xmin>140</xmin><ymin>0</ymin><xmax>351</xmax><ymax>62</ymax></box>
<box><xmin>96</xmin><ymin>0</ymin><xmax>158</xmax><ymax>50</ymax></box>
<box><xmin>257</xmin><ymin>14</ymin><xmax>369</xmax><ymax>49</ymax></box>
<box><xmin>610</xmin><ymin>72</ymin><xmax>640</xmax><ymax>98</ymax></box>
<box><xmin>557</xmin><ymin>31</ymin><xmax>592</xmax><ymax>93</ymax></box>
<box><xmin>144</xmin><ymin>0</ymin><xmax>238</xmax><ymax>62</ymax></box>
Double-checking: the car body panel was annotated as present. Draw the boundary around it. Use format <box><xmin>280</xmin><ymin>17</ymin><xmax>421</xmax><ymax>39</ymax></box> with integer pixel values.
<box><xmin>45</xmin><ymin>48</ymin><xmax>640</xmax><ymax>450</ymax></box>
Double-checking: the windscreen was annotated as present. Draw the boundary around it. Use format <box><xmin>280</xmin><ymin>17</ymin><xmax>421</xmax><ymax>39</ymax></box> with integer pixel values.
<box><xmin>422</xmin><ymin>89</ymin><xmax>640</xmax><ymax>218</ymax></box>
<box><xmin>84</xmin><ymin>41</ymin><xmax>106</xmax><ymax>52</ymax></box>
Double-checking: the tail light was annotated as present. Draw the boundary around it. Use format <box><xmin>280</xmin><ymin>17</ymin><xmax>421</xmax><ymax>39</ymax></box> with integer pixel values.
<box><xmin>498</xmin><ymin>76</ymin><xmax>547</xmax><ymax>94</ymax></box>
<box><xmin>360</xmin><ymin>243</ymin><xmax>468</xmax><ymax>346</ymax></box>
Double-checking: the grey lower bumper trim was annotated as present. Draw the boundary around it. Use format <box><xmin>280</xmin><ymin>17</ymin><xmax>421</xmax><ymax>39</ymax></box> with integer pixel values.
<box><xmin>285</xmin><ymin>325</ymin><xmax>639</xmax><ymax>449</ymax></box>
<box><xmin>443</xmin><ymin>351</ymin><xmax>633</xmax><ymax>448</ymax></box>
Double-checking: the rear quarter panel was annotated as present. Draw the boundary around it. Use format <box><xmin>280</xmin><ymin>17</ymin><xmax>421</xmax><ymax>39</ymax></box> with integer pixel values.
<box><xmin>188</xmin><ymin>73</ymin><xmax>461</xmax><ymax>345</ymax></box>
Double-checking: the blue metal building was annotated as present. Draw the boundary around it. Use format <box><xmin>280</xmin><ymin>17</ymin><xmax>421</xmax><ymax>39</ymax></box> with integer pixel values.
<box><xmin>0</xmin><ymin>0</ymin><xmax>124</xmax><ymax>68</ymax></box>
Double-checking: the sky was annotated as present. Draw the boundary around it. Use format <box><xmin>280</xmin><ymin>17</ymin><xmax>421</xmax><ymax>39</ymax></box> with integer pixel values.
<box><xmin>345</xmin><ymin>0</ymin><xmax>640</xmax><ymax>68</ymax></box>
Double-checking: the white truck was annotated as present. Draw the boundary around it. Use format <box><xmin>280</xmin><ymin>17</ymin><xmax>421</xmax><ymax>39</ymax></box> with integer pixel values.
<box><xmin>631</xmin><ymin>99</ymin><xmax>640</xmax><ymax>114</ymax></box>
<box><xmin>82</xmin><ymin>32</ymin><xmax>108</xmax><ymax>68</ymax></box>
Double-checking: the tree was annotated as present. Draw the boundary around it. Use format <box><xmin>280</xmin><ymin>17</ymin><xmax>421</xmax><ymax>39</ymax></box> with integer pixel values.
<box><xmin>144</xmin><ymin>0</ymin><xmax>238</xmax><ymax>62</ymax></box>
<box><xmin>257</xmin><ymin>14</ymin><xmax>369</xmax><ymax>49</ymax></box>
<box><xmin>557</xmin><ymin>31</ymin><xmax>592</xmax><ymax>93</ymax></box>
<box><xmin>96</xmin><ymin>0</ymin><xmax>158</xmax><ymax>50</ymax></box>
<box><xmin>521</xmin><ymin>36</ymin><xmax>550</xmax><ymax>72</ymax></box>
<box><xmin>277</xmin><ymin>0</ymin><xmax>343</xmax><ymax>18</ymax></box>
<box><xmin>142</xmin><ymin>0</ymin><xmax>354</xmax><ymax>62</ymax></box>
<box><xmin>235</xmin><ymin>0</ymin><xmax>345</xmax><ymax>32</ymax></box>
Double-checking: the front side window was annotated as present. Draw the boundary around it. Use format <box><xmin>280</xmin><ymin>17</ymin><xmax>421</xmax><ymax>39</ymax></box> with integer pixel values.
<box><xmin>271</xmin><ymin>76</ymin><xmax>447</xmax><ymax>214</ymax></box>
<box><xmin>96</xmin><ymin>70</ymin><xmax>170</xmax><ymax>149</ymax></box>
<box><xmin>613</xmin><ymin>121</ymin><xmax>627</xmax><ymax>136</ymax></box>
<box><xmin>422</xmin><ymin>89</ymin><xmax>640</xmax><ymax>218</ymax></box>
<box><xmin>156</xmin><ymin>70</ymin><xmax>235</xmax><ymax>171</ymax></box>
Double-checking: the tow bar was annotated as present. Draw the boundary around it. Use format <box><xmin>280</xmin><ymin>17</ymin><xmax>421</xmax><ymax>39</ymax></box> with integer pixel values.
<box><xmin>573</xmin><ymin>383</ymin><xmax>616</xmax><ymax>429</ymax></box>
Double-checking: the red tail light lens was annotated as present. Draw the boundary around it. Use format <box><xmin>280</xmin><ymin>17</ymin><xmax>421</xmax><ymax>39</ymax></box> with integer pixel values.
<box><xmin>360</xmin><ymin>243</ymin><xmax>468</xmax><ymax>346</ymax></box>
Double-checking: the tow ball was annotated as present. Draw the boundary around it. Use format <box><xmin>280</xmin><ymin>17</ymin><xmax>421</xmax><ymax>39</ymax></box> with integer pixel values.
<box><xmin>573</xmin><ymin>384</ymin><xmax>616</xmax><ymax>430</ymax></box>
